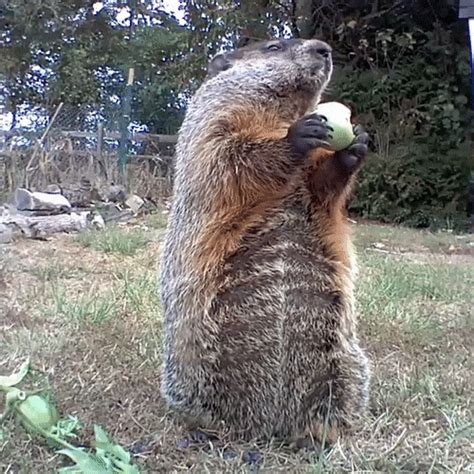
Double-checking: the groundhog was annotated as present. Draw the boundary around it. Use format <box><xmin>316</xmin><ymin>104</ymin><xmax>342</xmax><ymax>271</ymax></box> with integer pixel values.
<box><xmin>160</xmin><ymin>38</ymin><xmax>370</xmax><ymax>445</ymax></box>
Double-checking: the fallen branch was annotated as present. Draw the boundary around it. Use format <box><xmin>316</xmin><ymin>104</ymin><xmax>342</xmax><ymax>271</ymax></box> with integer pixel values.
<box><xmin>0</xmin><ymin>210</ymin><xmax>103</xmax><ymax>240</ymax></box>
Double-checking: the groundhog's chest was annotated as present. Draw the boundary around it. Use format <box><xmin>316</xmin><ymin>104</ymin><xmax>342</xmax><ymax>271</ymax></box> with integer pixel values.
<box><xmin>220</xmin><ymin>198</ymin><xmax>337</xmax><ymax>295</ymax></box>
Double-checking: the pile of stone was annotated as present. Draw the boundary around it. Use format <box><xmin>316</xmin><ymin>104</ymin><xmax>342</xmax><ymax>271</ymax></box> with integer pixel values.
<box><xmin>0</xmin><ymin>180</ymin><xmax>149</xmax><ymax>244</ymax></box>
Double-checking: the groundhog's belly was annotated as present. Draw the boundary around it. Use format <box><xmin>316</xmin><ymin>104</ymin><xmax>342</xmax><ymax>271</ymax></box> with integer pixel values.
<box><xmin>212</xmin><ymin>206</ymin><xmax>345</xmax><ymax>369</ymax></box>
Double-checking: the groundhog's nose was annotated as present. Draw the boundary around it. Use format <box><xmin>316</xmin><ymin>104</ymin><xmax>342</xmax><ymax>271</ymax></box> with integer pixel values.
<box><xmin>307</xmin><ymin>40</ymin><xmax>332</xmax><ymax>60</ymax></box>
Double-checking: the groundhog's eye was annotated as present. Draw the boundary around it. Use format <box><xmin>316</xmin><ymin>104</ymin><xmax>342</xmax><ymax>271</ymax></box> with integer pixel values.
<box><xmin>267</xmin><ymin>44</ymin><xmax>282</xmax><ymax>51</ymax></box>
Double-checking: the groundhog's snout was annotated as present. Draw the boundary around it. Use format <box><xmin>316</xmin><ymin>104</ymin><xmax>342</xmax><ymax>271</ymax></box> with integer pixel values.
<box><xmin>303</xmin><ymin>39</ymin><xmax>332</xmax><ymax>72</ymax></box>
<box><xmin>306</xmin><ymin>40</ymin><xmax>332</xmax><ymax>59</ymax></box>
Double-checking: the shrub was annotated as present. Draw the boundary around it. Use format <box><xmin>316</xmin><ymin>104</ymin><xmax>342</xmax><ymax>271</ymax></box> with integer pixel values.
<box><xmin>328</xmin><ymin>24</ymin><xmax>473</xmax><ymax>229</ymax></box>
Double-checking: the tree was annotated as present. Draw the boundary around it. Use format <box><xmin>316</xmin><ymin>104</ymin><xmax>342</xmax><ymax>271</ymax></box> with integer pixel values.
<box><xmin>1</xmin><ymin>0</ymin><xmax>471</xmax><ymax>227</ymax></box>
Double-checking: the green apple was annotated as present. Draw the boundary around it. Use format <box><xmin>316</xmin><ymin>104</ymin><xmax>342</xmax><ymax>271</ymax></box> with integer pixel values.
<box><xmin>314</xmin><ymin>102</ymin><xmax>355</xmax><ymax>151</ymax></box>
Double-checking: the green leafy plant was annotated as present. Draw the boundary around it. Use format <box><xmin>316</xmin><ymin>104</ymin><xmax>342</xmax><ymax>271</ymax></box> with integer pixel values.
<box><xmin>330</xmin><ymin>24</ymin><xmax>472</xmax><ymax>229</ymax></box>
<box><xmin>0</xmin><ymin>360</ymin><xmax>140</xmax><ymax>474</ymax></box>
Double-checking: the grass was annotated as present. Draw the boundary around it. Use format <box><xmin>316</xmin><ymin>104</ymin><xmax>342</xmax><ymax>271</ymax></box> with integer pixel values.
<box><xmin>353</xmin><ymin>221</ymin><xmax>474</xmax><ymax>254</ymax></box>
<box><xmin>76</xmin><ymin>225</ymin><xmax>151</xmax><ymax>256</ymax></box>
<box><xmin>143</xmin><ymin>211</ymin><xmax>168</xmax><ymax>230</ymax></box>
<box><xmin>0</xmin><ymin>218</ymin><xmax>473</xmax><ymax>473</ymax></box>
<box><xmin>28</xmin><ymin>260</ymin><xmax>84</xmax><ymax>281</ymax></box>
<box><xmin>357</xmin><ymin>252</ymin><xmax>473</xmax><ymax>347</ymax></box>
<box><xmin>47</xmin><ymin>285</ymin><xmax>118</xmax><ymax>324</ymax></box>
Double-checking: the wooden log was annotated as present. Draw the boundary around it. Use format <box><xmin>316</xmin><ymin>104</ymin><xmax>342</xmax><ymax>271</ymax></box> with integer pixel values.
<box><xmin>60</xmin><ymin>178</ymin><xmax>98</xmax><ymax>207</ymax></box>
<box><xmin>14</xmin><ymin>188</ymin><xmax>72</xmax><ymax>212</ymax></box>
<box><xmin>0</xmin><ymin>210</ymin><xmax>104</xmax><ymax>240</ymax></box>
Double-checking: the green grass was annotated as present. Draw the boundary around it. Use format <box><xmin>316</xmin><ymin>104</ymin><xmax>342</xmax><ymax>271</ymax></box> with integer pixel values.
<box><xmin>1</xmin><ymin>221</ymin><xmax>473</xmax><ymax>473</ymax></box>
<box><xmin>144</xmin><ymin>211</ymin><xmax>168</xmax><ymax>230</ymax></box>
<box><xmin>356</xmin><ymin>251</ymin><xmax>473</xmax><ymax>347</ymax></box>
<box><xmin>27</xmin><ymin>261</ymin><xmax>83</xmax><ymax>281</ymax></box>
<box><xmin>46</xmin><ymin>286</ymin><xmax>117</xmax><ymax>325</ymax></box>
<box><xmin>114</xmin><ymin>269</ymin><xmax>161</xmax><ymax>318</ymax></box>
<box><xmin>76</xmin><ymin>225</ymin><xmax>150</xmax><ymax>256</ymax></box>
<box><xmin>353</xmin><ymin>222</ymin><xmax>474</xmax><ymax>253</ymax></box>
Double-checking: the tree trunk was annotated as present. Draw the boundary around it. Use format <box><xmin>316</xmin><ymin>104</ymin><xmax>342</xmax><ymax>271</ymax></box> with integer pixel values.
<box><xmin>295</xmin><ymin>0</ymin><xmax>315</xmax><ymax>39</ymax></box>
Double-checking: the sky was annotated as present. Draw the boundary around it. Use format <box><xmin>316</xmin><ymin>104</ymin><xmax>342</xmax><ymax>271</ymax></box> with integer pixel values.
<box><xmin>114</xmin><ymin>0</ymin><xmax>185</xmax><ymax>24</ymax></box>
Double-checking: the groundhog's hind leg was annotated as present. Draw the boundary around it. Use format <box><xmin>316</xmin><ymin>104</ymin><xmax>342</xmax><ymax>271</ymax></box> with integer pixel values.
<box><xmin>297</xmin><ymin>342</ymin><xmax>370</xmax><ymax>448</ymax></box>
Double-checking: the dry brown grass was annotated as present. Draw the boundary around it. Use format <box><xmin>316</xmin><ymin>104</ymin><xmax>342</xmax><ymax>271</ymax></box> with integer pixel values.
<box><xmin>0</xmin><ymin>218</ymin><xmax>473</xmax><ymax>473</ymax></box>
<box><xmin>1</xmin><ymin>148</ymin><xmax>172</xmax><ymax>203</ymax></box>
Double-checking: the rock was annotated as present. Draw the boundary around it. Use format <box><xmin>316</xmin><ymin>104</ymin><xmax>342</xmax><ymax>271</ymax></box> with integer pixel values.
<box><xmin>94</xmin><ymin>202</ymin><xmax>122</xmax><ymax>223</ymax></box>
<box><xmin>98</xmin><ymin>184</ymin><xmax>127</xmax><ymax>203</ymax></box>
<box><xmin>61</xmin><ymin>177</ymin><xmax>98</xmax><ymax>207</ymax></box>
<box><xmin>43</xmin><ymin>184</ymin><xmax>62</xmax><ymax>194</ymax></box>
<box><xmin>108</xmin><ymin>184</ymin><xmax>127</xmax><ymax>203</ymax></box>
<box><xmin>14</xmin><ymin>188</ymin><xmax>72</xmax><ymax>212</ymax></box>
<box><xmin>125</xmin><ymin>194</ymin><xmax>145</xmax><ymax>214</ymax></box>
<box><xmin>93</xmin><ymin>202</ymin><xmax>132</xmax><ymax>224</ymax></box>
<box><xmin>87</xmin><ymin>211</ymin><xmax>105</xmax><ymax>230</ymax></box>
<box><xmin>0</xmin><ymin>223</ymin><xmax>13</xmax><ymax>244</ymax></box>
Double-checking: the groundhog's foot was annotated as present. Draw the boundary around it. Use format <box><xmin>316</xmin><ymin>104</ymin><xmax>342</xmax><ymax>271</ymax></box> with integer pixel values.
<box><xmin>287</xmin><ymin>113</ymin><xmax>333</xmax><ymax>157</ymax></box>
<box><xmin>291</xmin><ymin>436</ymin><xmax>323</xmax><ymax>452</ymax></box>
<box><xmin>333</xmin><ymin>124</ymin><xmax>369</xmax><ymax>174</ymax></box>
<box><xmin>176</xmin><ymin>429</ymin><xmax>220</xmax><ymax>448</ymax></box>
<box><xmin>242</xmin><ymin>449</ymin><xmax>263</xmax><ymax>466</ymax></box>
<box><xmin>290</xmin><ymin>419</ymin><xmax>341</xmax><ymax>453</ymax></box>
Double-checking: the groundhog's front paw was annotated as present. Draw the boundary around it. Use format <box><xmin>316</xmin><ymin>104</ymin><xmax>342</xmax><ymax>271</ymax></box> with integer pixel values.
<box><xmin>334</xmin><ymin>124</ymin><xmax>369</xmax><ymax>173</ymax></box>
<box><xmin>287</xmin><ymin>113</ymin><xmax>333</xmax><ymax>158</ymax></box>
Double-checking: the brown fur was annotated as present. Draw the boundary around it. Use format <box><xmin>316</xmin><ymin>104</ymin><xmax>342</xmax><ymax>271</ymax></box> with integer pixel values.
<box><xmin>159</xmin><ymin>38</ymin><xmax>370</xmax><ymax>444</ymax></box>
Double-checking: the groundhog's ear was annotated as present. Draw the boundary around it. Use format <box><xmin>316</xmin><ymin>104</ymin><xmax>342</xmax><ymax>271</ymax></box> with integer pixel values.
<box><xmin>207</xmin><ymin>53</ymin><xmax>232</xmax><ymax>77</ymax></box>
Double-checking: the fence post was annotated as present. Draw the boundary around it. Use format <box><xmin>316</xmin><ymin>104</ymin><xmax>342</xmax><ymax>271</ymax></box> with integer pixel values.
<box><xmin>96</xmin><ymin>121</ymin><xmax>105</xmax><ymax>179</ymax></box>
<box><xmin>97</xmin><ymin>121</ymin><xmax>103</xmax><ymax>160</ymax></box>
<box><xmin>117</xmin><ymin>68</ymin><xmax>134</xmax><ymax>183</ymax></box>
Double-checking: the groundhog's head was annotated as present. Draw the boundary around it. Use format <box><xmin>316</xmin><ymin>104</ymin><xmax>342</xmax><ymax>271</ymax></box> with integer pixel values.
<box><xmin>207</xmin><ymin>38</ymin><xmax>333</xmax><ymax>103</ymax></box>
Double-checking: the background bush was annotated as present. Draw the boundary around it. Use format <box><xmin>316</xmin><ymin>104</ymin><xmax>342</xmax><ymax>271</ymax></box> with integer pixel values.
<box><xmin>327</xmin><ymin>22</ymin><xmax>473</xmax><ymax>229</ymax></box>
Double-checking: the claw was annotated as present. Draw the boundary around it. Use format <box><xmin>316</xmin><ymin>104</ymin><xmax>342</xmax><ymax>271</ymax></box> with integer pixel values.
<box><xmin>287</xmin><ymin>112</ymin><xmax>335</xmax><ymax>157</ymax></box>
<box><xmin>176</xmin><ymin>429</ymin><xmax>219</xmax><ymax>449</ymax></box>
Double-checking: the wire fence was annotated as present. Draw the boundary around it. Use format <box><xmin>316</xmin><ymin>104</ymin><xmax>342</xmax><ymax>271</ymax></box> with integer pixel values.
<box><xmin>0</xmin><ymin>104</ymin><xmax>177</xmax><ymax>201</ymax></box>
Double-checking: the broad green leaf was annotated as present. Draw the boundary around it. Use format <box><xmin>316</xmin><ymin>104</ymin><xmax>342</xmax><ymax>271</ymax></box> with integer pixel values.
<box><xmin>51</xmin><ymin>416</ymin><xmax>81</xmax><ymax>439</ymax></box>
<box><xmin>112</xmin><ymin>459</ymin><xmax>141</xmax><ymax>474</ymax></box>
<box><xmin>0</xmin><ymin>359</ymin><xmax>30</xmax><ymax>387</ymax></box>
<box><xmin>58</xmin><ymin>448</ymin><xmax>112</xmax><ymax>473</ymax></box>
<box><xmin>94</xmin><ymin>449</ymin><xmax>114</xmax><ymax>470</ymax></box>
<box><xmin>93</xmin><ymin>424</ymin><xmax>110</xmax><ymax>445</ymax></box>
<box><xmin>93</xmin><ymin>424</ymin><xmax>131</xmax><ymax>463</ymax></box>
<box><xmin>16</xmin><ymin>394</ymin><xmax>59</xmax><ymax>434</ymax></box>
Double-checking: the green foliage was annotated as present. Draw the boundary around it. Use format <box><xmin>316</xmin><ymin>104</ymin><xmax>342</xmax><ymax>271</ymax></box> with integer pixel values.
<box><xmin>125</xmin><ymin>20</ymin><xmax>189</xmax><ymax>133</ymax></box>
<box><xmin>0</xmin><ymin>2</ymin><xmax>188</xmax><ymax>133</ymax></box>
<box><xmin>58</xmin><ymin>425</ymin><xmax>140</xmax><ymax>473</ymax></box>
<box><xmin>0</xmin><ymin>1</ymin><xmax>121</xmax><ymax>110</ymax></box>
<box><xmin>0</xmin><ymin>360</ymin><xmax>140</xmax><ymax>473</ymax></box>
<box><xmin>329</xmin><ymin>22</ymin><xmax>473</xmax><ymax>229</ymax></box>
<box><xmin>351</xmin><ymin>143</ymin><xmax>471</xmax><ymax>229</ymax></box>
